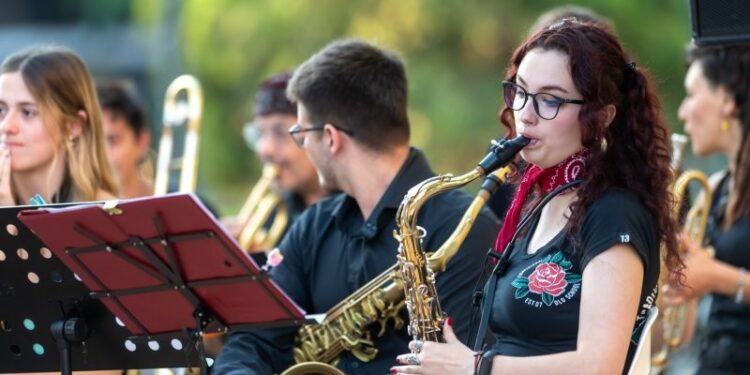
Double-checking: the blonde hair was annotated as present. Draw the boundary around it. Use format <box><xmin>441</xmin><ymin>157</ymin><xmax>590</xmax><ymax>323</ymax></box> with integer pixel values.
<box><xmin>0</xmin><ymin>46</ymin><xmax>117</xmax><ymax>202</ymax></box>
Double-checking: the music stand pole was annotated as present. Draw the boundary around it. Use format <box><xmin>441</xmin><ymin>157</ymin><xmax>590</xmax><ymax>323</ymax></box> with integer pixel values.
<box><xmin>194</xmin><ymin>307</ymin><xmax>210</xmax><ymax>374</ymax></box>
<box><xmin>50</xmin><ymin>317</ymin><xmax>88</xmax><ymax>375</ymax></box>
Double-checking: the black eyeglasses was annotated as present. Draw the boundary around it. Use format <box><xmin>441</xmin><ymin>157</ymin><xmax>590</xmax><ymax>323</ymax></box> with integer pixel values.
<box><xmin>502</xmin><ymin>81</ymin><xmax>584</xmax><ymax>120</ymax></box>
<box><xmin>288</xmin><ymin>123</ymin><xmax>354</xmax><ymax>147</ymax></box>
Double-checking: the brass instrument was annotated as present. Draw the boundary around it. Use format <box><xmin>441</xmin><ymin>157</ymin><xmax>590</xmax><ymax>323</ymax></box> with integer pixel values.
<box><xmin>141</xmin><ymin>75</ymin><xmax>202</xmax><ymax>375</ymax></box>
<box><xmin>651</xmin><ymin>134</ymin><xmax>712</xmax><ymax>371</ymax></box>
<box><xmin>395</xmin><ymin>135</ymin><xmax>528</xmax><ymax>344</ymax></box>
<box><xmin>650</xmin><ymin>170</ymin><xmax>712</xmax><ymax>370</ymax></box>
<box><xmin>282</xmin><ymin>136</ymin><xmax>529</xmax><ymax>375</ymax></box>
<box><xmin>670</xmin><ymin>134</ymin><xmax>688</xmax><ymax>171</ymax></box>
<box><xmin>154</xmin><ymin>75</ymin><xmax>203</xmax><ymax>195</ymax></box>
<box><xmin>236</xmin><ymin>164</ymin><xmax>289</xmax><ymax>252</ymax></box>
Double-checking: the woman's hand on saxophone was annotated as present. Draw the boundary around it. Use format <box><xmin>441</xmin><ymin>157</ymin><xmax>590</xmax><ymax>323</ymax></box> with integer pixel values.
<box><xmin>392</xmin><ymin>318</ymin><xmax>475</xmax><ymax>375</ymax></box>
<box><xmin>662</xmin><ymin>234</ymin><xmax>717</xmax><ymax>304</ymax></box>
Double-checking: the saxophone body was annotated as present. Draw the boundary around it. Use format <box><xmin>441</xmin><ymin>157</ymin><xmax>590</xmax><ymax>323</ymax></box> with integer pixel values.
<box><xmin>283</xmin><ymin>136</ymin><xmax>528</xmax><ymax>375</ymax></box>
<box><xmin>395</xmin><ymin>135</ymin><xmax>528</xmax><ymax>344</ymax></box>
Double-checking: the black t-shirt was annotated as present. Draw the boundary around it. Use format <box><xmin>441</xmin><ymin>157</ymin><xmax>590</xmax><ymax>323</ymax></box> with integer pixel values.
<box><xmin>699</xmin><ymin>171</ymin><xmax>750</xmax><ymax>373</ymax></box>
<box><xmin>488</xmin><ymin>188</ymin><xmax>659</xmax><ymax>370</ymax></box>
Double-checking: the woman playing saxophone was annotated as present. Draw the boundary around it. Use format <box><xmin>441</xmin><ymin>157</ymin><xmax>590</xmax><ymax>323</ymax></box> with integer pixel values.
<box><xmin>394</xmin><ymin>19</ymin><xmax>680</xmax><ymax>375</ymax></box>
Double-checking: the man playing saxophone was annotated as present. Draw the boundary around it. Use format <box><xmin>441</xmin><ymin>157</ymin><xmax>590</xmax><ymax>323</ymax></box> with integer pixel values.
<box><xmin>213</xmin><ymin>39</ymin><xmax>500</xmax><ymax>375</ymax></box>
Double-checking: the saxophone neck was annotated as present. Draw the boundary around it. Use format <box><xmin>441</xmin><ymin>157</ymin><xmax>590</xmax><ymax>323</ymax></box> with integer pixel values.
<box><xmin>396</xmin><ymin>167</ymin><xmax>484</xmax><ymax>234</ymax></box>
<box><xmin>428</xmin><ymin>166</ymin><xmax>512</xmax><ymax>272</ymax></box>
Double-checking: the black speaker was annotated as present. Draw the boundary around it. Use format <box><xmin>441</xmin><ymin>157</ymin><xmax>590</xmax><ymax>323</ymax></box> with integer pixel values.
<box><xmin>691</xmin><ymin>0</ymin><xmax>750</xmax><ymax>46</ymax></box>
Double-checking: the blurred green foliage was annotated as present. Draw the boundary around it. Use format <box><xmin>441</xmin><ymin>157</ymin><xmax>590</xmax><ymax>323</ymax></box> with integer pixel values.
<box><xmin>134</xmin><ymin>0</ymin><xmax>692</xmax><ymax>215</ymax></box>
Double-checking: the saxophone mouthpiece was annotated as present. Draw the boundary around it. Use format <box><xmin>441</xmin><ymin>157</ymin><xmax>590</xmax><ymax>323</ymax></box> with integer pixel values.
<box><xmin>477</xmin><ymin>135</ymin><xmax>530</xmax><ymax>173</ymax></box>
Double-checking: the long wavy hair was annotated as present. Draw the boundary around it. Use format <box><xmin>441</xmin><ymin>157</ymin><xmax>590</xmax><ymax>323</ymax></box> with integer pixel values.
<box><xmin>687</xmin><ymin>45</ymin><xmax>750</xmax><ymax>230</ymax></box>
<box><xmin>1</xmin><ymin>46</ymin><xmax>117</xmax><ymax>202</ymax></box>
<box><xmin>499</xmin><ymin>20</ymin><xmax>680</xmax><ymax>275</ymax></box>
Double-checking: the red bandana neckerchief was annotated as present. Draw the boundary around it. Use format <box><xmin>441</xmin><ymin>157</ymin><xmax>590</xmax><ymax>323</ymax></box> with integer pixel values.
<box><xmin>494</xmin><ymin>149</ymin><xmax>587</xmax><ymax>253</ymax></box>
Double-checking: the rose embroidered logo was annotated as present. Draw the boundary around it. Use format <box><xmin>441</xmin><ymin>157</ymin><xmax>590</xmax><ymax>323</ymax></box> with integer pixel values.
<box><xmin>529</xmin><ymin>263</ymin><xmax>568</xmax><ymax>296</ymax></box>
<box><xmin>511</xmin><ymin>251</ymin><xmax>582</xmax><ymax>306</ymax></box>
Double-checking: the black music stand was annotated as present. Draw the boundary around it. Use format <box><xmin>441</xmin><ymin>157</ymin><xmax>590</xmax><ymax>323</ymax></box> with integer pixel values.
<box><xmin>0</xmin><ymin>202</ymin><xmax>199</xmax><ymax>373</ymax></box>
<box><xmin>7</xmin><ymin>194</ymin><xmax>306</xmax><ymax>374</ymax></box>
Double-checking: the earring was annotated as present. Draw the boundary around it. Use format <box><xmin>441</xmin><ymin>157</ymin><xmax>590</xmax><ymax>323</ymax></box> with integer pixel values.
<box><xmin>721</xmin><ymin>119</ymin><xmax>730</xmax><ymax>133</ymax></box>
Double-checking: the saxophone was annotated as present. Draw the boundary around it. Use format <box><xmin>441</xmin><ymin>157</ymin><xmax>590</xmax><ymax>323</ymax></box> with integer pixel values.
<box><xmin>282</xmin><ymin>136</ymin><xmax>529</xmax><ymax>375</ymax></box>
<box><xmin>395</xmin><ymin>135</ymin><xmax>528</xmax><ymax>343</ymax></box>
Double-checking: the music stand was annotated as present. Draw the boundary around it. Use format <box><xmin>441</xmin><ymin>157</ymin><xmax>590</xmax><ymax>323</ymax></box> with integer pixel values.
<box><xmin>12</xmin><ymin>193</ymin><xmax>306</xmax><ymax>374</ymax></box>
<box><xmin>0</xmin><ymin>202</ymin><xmax>197</xmax><ymax>373</ymax></box>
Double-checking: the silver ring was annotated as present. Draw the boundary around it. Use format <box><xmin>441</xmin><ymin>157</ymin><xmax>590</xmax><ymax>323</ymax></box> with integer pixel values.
<box><xmin>406</xmin><ymin>353</ymin><xmax>421</xmax><ymax>366</ymax></box>
<box><xmin>409</xmin><ymin>340</ymin><xmax>424</xmax><ymax>353</ymax></box>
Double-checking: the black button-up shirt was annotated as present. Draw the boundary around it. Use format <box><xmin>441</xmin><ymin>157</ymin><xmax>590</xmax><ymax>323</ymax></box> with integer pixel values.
<box><xmin>214</xmin><ymin>148</ymin><xmax>500</xmax><ymax>375</ymax></box>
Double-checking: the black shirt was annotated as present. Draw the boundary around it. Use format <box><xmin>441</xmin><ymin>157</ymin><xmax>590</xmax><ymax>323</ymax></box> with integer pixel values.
<box><xmin>699</xmin><ymin>171</ymin><xmax>750</xmax><ymax>374</ymax></box>
<box><xmin>487</xmin><ymin>189</ymin><xmax>659</xmax><ymax>371</ymax></box>
<box><xmin>214</xmin><ymin>148</ymin><xmax>501</xmax><ymax>375</ymax></box>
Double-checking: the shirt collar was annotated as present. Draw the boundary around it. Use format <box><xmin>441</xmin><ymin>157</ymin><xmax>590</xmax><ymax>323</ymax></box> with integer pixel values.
<box><xmin>332</xmin><ymin>147</ymin><xmax>435</xmax><ymax>239</ymax></box>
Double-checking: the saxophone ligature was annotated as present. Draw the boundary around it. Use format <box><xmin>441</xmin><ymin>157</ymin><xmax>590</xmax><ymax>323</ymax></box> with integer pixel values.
<box><xmin>282</xmin><ymin>136</ymin><xmax>528</xmax><ymax>375</ymax></box>
<box><xmin>154</xmin><ymin>74</ymin><xmax>203</xmax><ymax>195</ymax></box>
<box><xmin>650</xmin><ymin>134</ymin><xmax>713</xmax><ymax>372</ymax></box>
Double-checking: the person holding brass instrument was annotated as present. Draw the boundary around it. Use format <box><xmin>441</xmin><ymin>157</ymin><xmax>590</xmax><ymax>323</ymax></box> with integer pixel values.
<box><xmin>0</xmin><ymin>46</ymin><xmax>117</xmax><ymax>206</ymax></box>
<box><xmin>224</xmin><ymin>72</ymin><xmax>328</xmax><ymax>261</ymax></box>
<box><xmin>661</xmin><ymin>44</ymin><xmax>750</xmax><ymax>374</ymax></box>
<box><xmin>214</xmin><ymin>39</ymin><xmax>500</xmax><ymax>375</ymax></box>
<box><xmin>394</xmin><ymin>19</ymin><xmax>680</xmax><ymax>375</ymax></box>
<box><xmin>248</xmin><ymin>72</ymin><xmax>327</xmax><ymax>209</ymax></box>
<box><xmin>97</xmin><ymin>80</ymin><xmax>154</xmax><ymax>199</ymax></box>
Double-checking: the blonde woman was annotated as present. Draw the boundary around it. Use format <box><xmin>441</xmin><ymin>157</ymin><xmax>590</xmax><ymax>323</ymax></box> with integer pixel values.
<box><xmin>0</xmin><ymin>46</ymin><xmax>117</xmax><ymax>205</ymax></box>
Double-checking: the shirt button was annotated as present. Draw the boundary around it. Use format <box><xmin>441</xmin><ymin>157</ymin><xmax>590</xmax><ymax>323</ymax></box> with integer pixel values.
<box><xmin>351</xmin><ymin>361</ymin><xmax>359</xmax><ymax>369</ymax></box>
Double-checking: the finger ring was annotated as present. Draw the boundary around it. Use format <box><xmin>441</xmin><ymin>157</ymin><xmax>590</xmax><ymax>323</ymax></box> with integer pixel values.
<box><xmin>409</xmin><ymin>340</ymin><xmax>424</xmax><ymax>353</ymax></box>
<box><xmin>406</xmin><ymin>353</ymin><xmax>421</xmax><ymax>366</ymax></box>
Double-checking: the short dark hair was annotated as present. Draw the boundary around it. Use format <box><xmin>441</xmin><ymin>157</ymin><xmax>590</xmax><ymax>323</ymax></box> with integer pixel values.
<box><xmin>96</xmin><ymin>80</ymin><xmax>147</xmax><ymax>135</ymax></box>
<box><xmin>287</xmin><ymin>39</ymin><xmax>409</xmax><ymax>151</ymax></box>
<box><xmin>254</xmin><ymin>72</ymin><xmax>296</xmax><ymax>117</ymax></box>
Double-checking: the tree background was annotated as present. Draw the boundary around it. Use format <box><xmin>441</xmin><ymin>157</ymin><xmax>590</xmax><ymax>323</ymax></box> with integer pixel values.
<box><xmin>0</xmin><ymin>0</ymin><xmax>703</xmax><ymax>215</ymax></box>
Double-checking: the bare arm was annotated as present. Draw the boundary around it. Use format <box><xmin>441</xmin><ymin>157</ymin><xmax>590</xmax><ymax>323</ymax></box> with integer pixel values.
<box><xmin>489</xmin><ymin>244</ymin><xmax>644</xmax><ymax>375</ymax></box>
<box><xmin>392</xmin><ymin>244</ymin><xmax>645</xmax><ymax>375</ymax></box>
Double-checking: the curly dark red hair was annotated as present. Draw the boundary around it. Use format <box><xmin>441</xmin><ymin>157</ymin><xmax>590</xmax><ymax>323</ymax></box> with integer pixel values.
<box><xmin>499</xmin><ymin>20</ymin><xmax>681</xmax><ymax>277</ymax></box>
